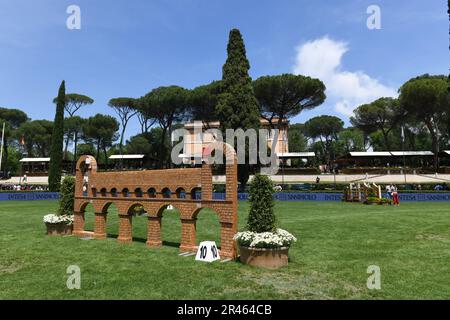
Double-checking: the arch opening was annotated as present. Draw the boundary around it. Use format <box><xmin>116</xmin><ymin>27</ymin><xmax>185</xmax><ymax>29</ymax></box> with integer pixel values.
<box><xmin>147</xmin><ymin>188</ymin><xmax>157</xmax><ymax>198</ymax></box>
<box><xmin>82</xmin><ymin>203</ymin><xmax>95</xmax><ymax>234</ymax></box>
<box><xmin>158</xmin><ymin>204</ymin><xmax>182</xmax><ymax>249</ymax></box>
<box><xmin>194</xmin><ymin>207</ymin><xmax>221</xmax><ymax>248</ymax></box>
<box><xmin>135</xmin><ymin>188</ymin><xmax>143</xmax><ymax>198</ymax></box>
<box><xmin>176</xmin><ymin>188</ymin><xmax>186</xmax><ymax>199</ymax></box>
<box><xmin>111</xmin><ymin>188</ymin><xmax>118</xmax><ymax>197</ymax></box>
<box><xmin>162</xmin><ymin>188</ymin><xmax>172</xmax><ymax>199</ymax></box>
<box><xmin>101</xmin><ymin>202</ymin><xmax>120</xmax><ymax>239</ymax></box>
<box><xmin>191</xmin><ymin>187</ymin><xmax>202</xmax><ymax>200</ymax></box>
<box><xmin>127</xmin><ymin>203</ymin><xmax>147</xmax><ymax>243</ymax></box>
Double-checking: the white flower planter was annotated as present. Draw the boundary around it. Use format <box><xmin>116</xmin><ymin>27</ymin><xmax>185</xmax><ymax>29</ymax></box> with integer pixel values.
<box><xmin>238</xmin><ymin>246</ymin><xmax>290</xmax><ymax>270</ymax></box>
<box><xmin>43</xmin><ymin>214</ymin><xmax>74</xmax><ymax>236</ymax></box>
<box><xmin>233</xmin><ymin>229</ymin><xmax>296</xmax><ymax>269</ymax></box>
<box><xmin>45</xmin><ymin>223</ymin><xmax>73</xmax><ymax>236</ymax></box>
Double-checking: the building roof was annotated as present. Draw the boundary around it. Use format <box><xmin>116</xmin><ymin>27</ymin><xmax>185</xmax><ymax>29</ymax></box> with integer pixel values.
<box><xmin>347</xmin><ymin>151</ymin><xmax>434</xmax><ymax>158</ymax></box>
<box><xmin>276</xmin><ymin>152</ymin><xmax>315</xmax><ymax>158</ymax></box>
<box><xmin>20</xmin><ymin>158</ymin><xmax>51</xmax><ymax>163</ymax></box>
<box><xmin>390</xmin><ymin>151</ymin><xmax>434</xmax><ymax>156</ymax></box>
<box><xmin>184</xmin><ymin>118</ymin><xmax>289</xmax><ymax>130</ymax></box>
<box><xmin>349</xmin><ymin>152</ymin><xmax>392</xmax><ymax>157</ymax></box>
<box><xmin>109</xmin><ymin>155</ymin><xmax>145</xmax><ymax>160</ymax></box>
<box><xmin>184</xmin><ymin>121</ymin><xmax>220</xmax><ymax>129</ymax></box>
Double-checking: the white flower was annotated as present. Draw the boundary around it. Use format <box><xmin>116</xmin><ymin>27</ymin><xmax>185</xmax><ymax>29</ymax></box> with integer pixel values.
<box><xmin>233</xmin><ymin>229</ymin><xmax>297</xmax><ymax>249</ymax></box>
<box><xmin>43</xmin><ymin>214</ymin><xmax>74</xmax><ymax>225</ymax></box>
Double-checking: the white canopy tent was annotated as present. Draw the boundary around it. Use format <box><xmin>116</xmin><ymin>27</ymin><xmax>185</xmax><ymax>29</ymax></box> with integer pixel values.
<box><xmin>276</xmin><ymin>152</ymin><xmax>316</xmax><ymax>158</ymax></box>
<box><xmin>109</xmin><ymin>155</ymin><xmax>145</xmax><ymax>160</ymax></box>
<box><xmin>19</xmin><ymin>158</ymin><xmax>51</xmax><ymax>163</ymax></box>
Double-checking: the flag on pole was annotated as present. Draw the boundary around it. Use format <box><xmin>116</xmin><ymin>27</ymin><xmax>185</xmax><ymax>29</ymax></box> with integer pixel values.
<box><xmin>0</xmin><ymin>122</ymin><xmax>5</xmax><ymax>173</ymax></box>
<box><xmin>401</xmin><ymin>126</ymin><xmax>405</xmax><ymax>143</ymax></box>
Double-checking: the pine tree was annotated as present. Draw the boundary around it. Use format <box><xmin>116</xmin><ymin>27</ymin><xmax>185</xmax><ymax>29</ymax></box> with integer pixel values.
<box><xmin>216</xmin><ymin>29</ymin><xmax>260</xmax><ymax>189</ymax></box>
<box><xmin>48</xmin><ymin>81</ymin><xmax>65</xmax><ymax>192</ymax></box>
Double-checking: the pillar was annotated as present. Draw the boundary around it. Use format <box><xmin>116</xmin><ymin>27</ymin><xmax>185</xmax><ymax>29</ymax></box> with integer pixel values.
<box><xmin>117</xmin><ymin>214</ymin><xmax>132</xmax><ymax>243</ymax></box>
<box><xmin>146</xmin><ymin>216</ymin><xmax>162</xmax><ymax>248</ymax></box>
<box><xmin>220</xmin><ymin>221</ymin><xmax>237</xmax><ymax>259</ymax></box>
<box><xmin>94</xmin><ymin>212</ymin><xmax>107</xmax><ymax>240</ymax></box>
<box><xmin>73</xmin><ymin>211</ymin><xmax>85</xmax><ymax>237</ymax></box>
<box><xmin>180</xmin><ymin>218</ymin><xmax>197</xmax><ymax>253</ymax></box>
<box><xmin>201</xmin><ymin>163</ymin><xmax>212</xmax><ymax>200</ymax></box>
<box><xmin>225</xmin><ymin>163</ymin><xmax>238</xmax><ymax>203</ymax></box>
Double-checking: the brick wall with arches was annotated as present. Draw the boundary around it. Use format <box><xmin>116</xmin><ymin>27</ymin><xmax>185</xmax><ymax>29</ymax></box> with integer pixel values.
<box><xmin>73</xmin><ymin>142</ymin><xmax>238</xmax><ymax>259</ymax></box>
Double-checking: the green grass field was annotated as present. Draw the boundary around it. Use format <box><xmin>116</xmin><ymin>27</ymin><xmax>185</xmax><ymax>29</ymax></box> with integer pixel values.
<box><xmin>0</xmin><ymin>200</ymin><xmax>449</xmax><ymax>300</ymax></box>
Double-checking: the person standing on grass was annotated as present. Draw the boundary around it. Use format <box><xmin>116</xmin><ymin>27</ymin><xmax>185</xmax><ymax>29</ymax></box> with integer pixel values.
<box><xmin>386</xmin><ymin>184</ymin><xmax>392</xmax><ymax>201</ymax></box>
<box><xmin>392</xmin><ymin>184</ymin><xmax>400</xmax><ymax>206</ymax></box>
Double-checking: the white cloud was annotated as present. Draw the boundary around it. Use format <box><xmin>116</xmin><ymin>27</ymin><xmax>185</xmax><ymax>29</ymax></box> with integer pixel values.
<box><xmin>293</xmin><ymin>36</ymin><xmax>397</xmax><ymax>118</ymax></box>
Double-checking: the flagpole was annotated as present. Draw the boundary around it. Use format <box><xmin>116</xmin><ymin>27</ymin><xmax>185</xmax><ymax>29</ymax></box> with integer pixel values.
<box><xmin>0</xmin><ymin>122</ymin><xmax>5</xmax><ymax>177</ymax></box>
<box><xmin>401</xmin><ymin>126</ymin><xmax>407</xmax><ymax>185</ymax></box>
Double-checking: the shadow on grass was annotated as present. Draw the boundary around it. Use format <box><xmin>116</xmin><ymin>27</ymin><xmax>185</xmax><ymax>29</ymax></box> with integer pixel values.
<box><xmin>162</xmin><ymin>240</ymin><xmax>181</xmax><ymax>248</ymax></box>
<box><xmin>106</xmin><ymin>233</ymin><xmax>182</xmax><ymax>249</ymax></box>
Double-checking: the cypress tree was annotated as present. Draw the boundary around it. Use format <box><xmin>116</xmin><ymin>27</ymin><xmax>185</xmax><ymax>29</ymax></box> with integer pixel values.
<box><xmin>48</xmin><ymin>81</ymin><xmax>65</xmax><ymax>192</ymax></box>
<box><xmin>247</xmin><ymin>174</ymin><xmax>276</xmax><ymax>233</ymax></box>
<box><xmin>216</xmin><ymin>29</ymin><xmax>260</xmax><ymax>190</ymax></box>
<box><xmin>57</xmin><ymin>176</ymin><xmax>75</xmax><ymax>216</ymax></box>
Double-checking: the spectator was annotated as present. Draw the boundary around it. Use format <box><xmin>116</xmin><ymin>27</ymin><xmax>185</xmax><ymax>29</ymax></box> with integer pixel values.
<box><xmin>392</xmin><ymin>184</ymin><xmax>400</xmax><ymax>206</ymax></box>
<box><xmin>386</xmin><ymin>185</ymin><xmax>393</xmax><ymax>201</ymax></box>
<box><xmin>273</xmin><ymin>185</ymin><xmax>283</xmax><ymax>192</ymax></box>
<box><xmin>434</xmin><ymin>184</ymin><xmax>443</xmax><ymax>191</ymax></box>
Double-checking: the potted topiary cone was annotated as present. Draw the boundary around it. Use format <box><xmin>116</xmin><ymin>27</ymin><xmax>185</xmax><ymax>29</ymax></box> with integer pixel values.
<box><xmin>44</xmin><ymin>176</ymin><xmax>75</xmax><ymax>236</ymax></box>
<box><xmin>234</xmin><ymin>174</ymin><xmax>297</xmax><ymax>269</ymax></box>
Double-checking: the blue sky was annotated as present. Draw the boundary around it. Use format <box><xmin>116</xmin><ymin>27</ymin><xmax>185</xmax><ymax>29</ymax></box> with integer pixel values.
<box><xmin>0</xmin><ymin>0</ymin><xmax>447</xmax><ymax>141</ymax></box>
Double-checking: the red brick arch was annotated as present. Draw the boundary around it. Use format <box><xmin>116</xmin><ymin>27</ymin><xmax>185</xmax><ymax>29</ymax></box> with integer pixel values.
<box><xmin>73</xmin><ymin>143</ymin><xmax>238</xmax><ymax>259</ymax></box>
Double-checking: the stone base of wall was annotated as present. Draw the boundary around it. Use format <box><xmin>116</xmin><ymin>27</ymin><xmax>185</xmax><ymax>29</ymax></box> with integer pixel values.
<box><xmin>74</xmin><ymin>230</ymin><xmax>95</xmax><ymax>238</ymax></box>
<box><xmin>180</xmin><ymin>245</ymin><xmax>198</xmax><ymax>253</ymax></box>
<box><xmin>146</xmin><ymin>240</ymin><xmax>163</xmax><ymax>248</ymax></box>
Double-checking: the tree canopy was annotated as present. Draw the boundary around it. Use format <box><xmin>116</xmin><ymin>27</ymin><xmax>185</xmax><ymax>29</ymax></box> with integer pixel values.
<box><xmin>304</xmin><ymin>115</ymin><xmax>344</xmax><ymax>170</ymax></box>
<box><xmin>138</xmin><ymin>86</ymin><xmax>190</xmax><ymax>168</ymax></box>
<box><xmin>17</xmin><ymin>120</ymin><xmax>54</xmax><ymax>157</ymax></box>
<box><xmin>189</xmin><ymin>81</ymin><xmax>221</xmax><ymax>123</ymax></box>
<box><xmin>399</xmin><ymin>74</ymin><xmax>450</xmax><ymax>169</ymax></box>
<box><xmin>53</xmin><ymin>93</ymin><xmax>94</xmax><ymax>117</ymax></box>
<box><xmin>82</xmin><ymin>114</ymin><xmax>120</xmax><ymax>164</ymax></box>
<box><xmin>108</xmin><ymin>97</ymin><xmax>138</xmax><ymax>158</ymax></box>
<box><xmin>0</xmin><ymin>107</ymin><xmax>28</xmax><ymax>176</ymax></box>
<box><xmin>0</xmin><ymin>108</ymin><xmax>28</xmax><ymax>128</ymax></box>
<box><xmin>351</xmin><ymin>97</ymin><xmax>404</xmax><ymax>151</ymax></box>
<box><xmin>288</xmin><ymin>123</ymin><xmax>308</xmax><ymax>153</ymax></box>
<box><xmin>253</xmin><ymin>74</ymin><xmax>326</xmax><ymax>128</ymax></box>
<box><xmin>336</xmin><ymin>127</ymin><xmax>366</xmax><ymax>155</ymax></box>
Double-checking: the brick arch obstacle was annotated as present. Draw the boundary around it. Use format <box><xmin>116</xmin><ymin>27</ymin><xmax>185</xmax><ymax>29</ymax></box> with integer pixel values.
<box><xmin>73</xmin><ymin>142</ymin><xmax>238</xmax><ymax>259</ymax></box>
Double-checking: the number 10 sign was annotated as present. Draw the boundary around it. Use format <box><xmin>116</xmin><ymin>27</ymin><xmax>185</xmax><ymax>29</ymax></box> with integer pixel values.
<box><xmin>195</xmin><ymin>241</ymin><xmax>221</xmax><ymax>263</ymax></box>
